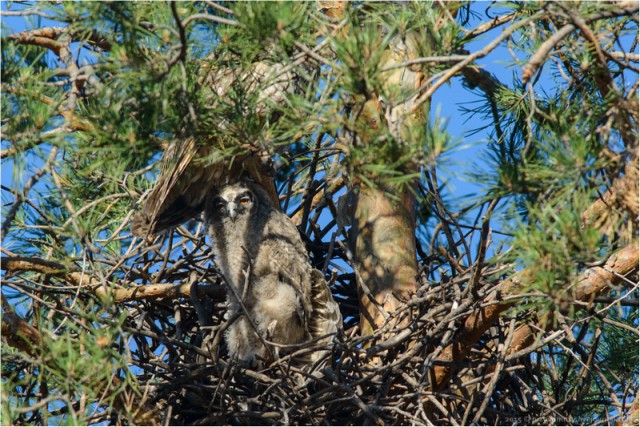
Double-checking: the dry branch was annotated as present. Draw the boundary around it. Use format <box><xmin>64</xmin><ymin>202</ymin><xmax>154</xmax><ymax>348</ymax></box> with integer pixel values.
<box><xmin>462</xmin><ymin>12</ymin><xmax>516</xmax><ymax>41</ymax></box>
<box><xmin>429</xmin><ymin>239</ymin><xmax>638</xmax><ymax>391</ymax></box>
<box><xmin>522</xmin><ymin>23</ymin><xmax>576</xmax><ymax>84</ymax></box>
<box><xmin>7</xmin><ymin>26</ymin><xmax>112</xmax><ymax>52</ymax></box>
<box><xmin>1</xmin><ymin>293</ymin><xmax>42</xmax><ymax>357</ymax></box>
<box><xmin>1</xmin><ymin>256</ymin><xmax>224</xmax><ymax>303</ymax></box>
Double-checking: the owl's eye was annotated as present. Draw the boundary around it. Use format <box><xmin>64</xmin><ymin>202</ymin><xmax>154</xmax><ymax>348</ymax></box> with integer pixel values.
<box><xmin>214</xmin><ymin>200</ymin><xmax>226</xmax><ymax>210</ymax></box>
<box><xmin>239</xmin><ymin>196</ymin><xmax>252</xmax><ymax>206</ymax></box>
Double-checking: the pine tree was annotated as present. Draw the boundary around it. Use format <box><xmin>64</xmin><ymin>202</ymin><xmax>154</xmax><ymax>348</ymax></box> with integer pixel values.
<box><xmin>2</xmin><ymin>2</ymin><xmax>637</xmax><ymax>425</ymax></box>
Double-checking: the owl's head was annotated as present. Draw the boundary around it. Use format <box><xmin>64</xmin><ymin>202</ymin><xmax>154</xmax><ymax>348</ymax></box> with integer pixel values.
<box><xmin>206</xmin><ymin>182</ymin><xmax>256</xmax><ymax>222</ymax></box>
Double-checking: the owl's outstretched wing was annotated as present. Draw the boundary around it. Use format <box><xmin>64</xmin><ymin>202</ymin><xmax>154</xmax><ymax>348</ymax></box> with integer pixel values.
<box><xmin>131</xmin><ymin>138</ymin><xmax>219</xmax><ymax>237</ymax></box>
<box><xmin>131</xmin><ymin>59</ymin><xmax>294</xmax><ymax>238</ymax></box>
<box><xmin>131</xmin><ymin>143</ymin><xmax>282</xmax><ymax>238</ymax></box>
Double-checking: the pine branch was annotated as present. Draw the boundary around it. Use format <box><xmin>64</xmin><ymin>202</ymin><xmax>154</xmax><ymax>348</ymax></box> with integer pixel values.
<box><xmin>1</xmin><ymin>256</ymin><xmax>224</xmax><ymax>302</ymax></box>
<box><xmin>1</xmin><ymin>292</ymin><xmax>42</xmax><ymax>357</ymax></box>
<box><xmin>7</xmin><ymin>26</ymin><xmax>113</xmax><ymax>52</ymax></box>
<box><xmin>1</xmin><ymin>292</ymin><xmax>161</xmax><ymax>425</ymax></box>
<box><xmin>429</xmin><ymin>175</ymin><xmax>639</xmax><ymax>391</ymax></box>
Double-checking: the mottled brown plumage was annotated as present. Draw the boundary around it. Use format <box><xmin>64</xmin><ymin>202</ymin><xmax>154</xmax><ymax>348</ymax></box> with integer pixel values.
<box><xmin>204</xmin><ymin>181</ymin><xmax>341</xmax><ymax>366</ymax></box>
<box><xmin>129</xmin><ymin>139</ymin><xmax>276</xmax><ymax>237</ymax></box>
<box><xmin>129</xmin><ymin>57</ymin><xmax>338</xmax><ymax>367</ymax></box>
<box><xmin>131</xmin><ymin>58</ymin><xmax>294</xmax><ymax>238</ymax></box>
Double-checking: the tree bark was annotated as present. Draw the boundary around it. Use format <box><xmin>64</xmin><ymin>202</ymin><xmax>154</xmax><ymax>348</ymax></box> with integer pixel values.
<box><xmin>430</xmin><ymin>242</ymin><xmax>638</xmax><ymax>391</ymax></box>
<box><xmin>331</xmin><ymin>2</ymin><xmax>435</xmax><ymax>338</ymax></box>
<box><xmin>352</xmin><ymin>183</ymin><xmax>419</xmax><ymax>337</ymax></box>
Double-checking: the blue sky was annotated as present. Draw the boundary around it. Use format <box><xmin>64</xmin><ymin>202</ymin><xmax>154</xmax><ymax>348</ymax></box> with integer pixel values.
<box><xmin>2</xmin><ymin>5</ymin><xmax>638</xmax><ymax>425</ymax></box>
<box><xmin>6</xmin><ymin>1</ymin><xmax>633</xmax><ymax>261</ymax></box>
<box><xmin>0</xmin><ymin>2</ymin><xmax>535</xmax><ymax>280</ymax></box>
<box><xmin>1</xmin><ymin>2</ymin><xmax>506</xmax><ymax>207</ymax></box>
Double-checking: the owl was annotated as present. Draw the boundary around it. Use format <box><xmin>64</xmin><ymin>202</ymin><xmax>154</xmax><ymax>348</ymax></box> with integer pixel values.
<box><xmin>130</xmin><ymin>57</ymin><xmax>295</xmax><ymax>238</ymax></box>
<box><xmin>204</xmin><ymin>181</ymin><xmax>342</xmax><ymax>367</ymax></box>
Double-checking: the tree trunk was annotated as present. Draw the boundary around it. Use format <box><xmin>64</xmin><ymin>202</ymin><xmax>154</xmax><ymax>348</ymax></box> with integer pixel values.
<box><xmin>326</xmin><ymin>13</ymin><xmax>436</xmax><ymax>337</ymax></box>
<box><xmin>352</xmin><ymin>183</ymin><xmax>419</xmax><ymax>337</ymax></box>
<box><xmin>349</xmin><ymin>25</ymin><xmax>432</xmax><ymax>338</ymax></box>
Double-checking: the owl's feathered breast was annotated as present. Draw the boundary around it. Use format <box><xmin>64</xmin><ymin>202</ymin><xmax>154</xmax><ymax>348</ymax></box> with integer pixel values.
<box><xmin>203</xmin><ymin>182</ymin><xmax>340</xmax><ymax>365</ymax></box>
<box><xmin>204</xmin><ymin>183</ymin><xmax>309</xmax><ymax>298</ymax></box>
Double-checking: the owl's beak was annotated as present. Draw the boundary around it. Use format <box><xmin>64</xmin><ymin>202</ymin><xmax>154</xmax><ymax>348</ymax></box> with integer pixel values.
<box><xmin>228</xmin><ymin>204</ymin><xmax>237</xmax><ymax>221</ymax></box>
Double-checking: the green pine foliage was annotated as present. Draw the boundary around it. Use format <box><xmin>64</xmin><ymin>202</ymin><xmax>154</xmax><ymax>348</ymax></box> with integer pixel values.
<box><xmin>2</xmin><ymin>1</ymin><xmax>637</xmax><ymax>425</ymax></box>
